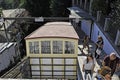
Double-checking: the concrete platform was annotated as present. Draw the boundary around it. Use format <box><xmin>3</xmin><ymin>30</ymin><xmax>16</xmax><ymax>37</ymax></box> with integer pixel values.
<box><xmin>77</xmin><ymin>42</ymin><xmax>102</xmax><ymax>80</ymax></box>
<box><xmin>77</xmin><ymin>41</ymin><xmax>120</xmax><ymax>80</ymax></box>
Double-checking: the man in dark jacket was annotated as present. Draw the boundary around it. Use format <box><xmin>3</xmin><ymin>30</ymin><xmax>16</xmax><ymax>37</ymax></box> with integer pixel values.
<box><xmin>102</xmin><ymin>52</ymin><xmax>120</xmax><ymax>76</ymax></box>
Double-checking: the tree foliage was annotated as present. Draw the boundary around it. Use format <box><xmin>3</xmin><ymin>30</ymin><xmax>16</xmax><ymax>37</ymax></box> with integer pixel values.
<box><xmin>50</xmin><ymin>0</ymin><xmax>71</xmax><ymax>17</ymax></box>
<box><xmin>109</xmin><ymin>0</ymin><xmax>120</xmax><ymax>39</ymax></box>
<box><xmin>25</xmin><ymin>0</ymin><xmax>51</xmax><ymax>17</ymax></box>
<box><xmin>91</xmin><ymin>0</ymin><xmax>108</xmax><ymax>16</ymax></box>
<box><xmin>0</xmin><ymin>0</ymin><xmax>20</xmax><ymax>9</ymax></box>
<box><xmin>24</xmin><ymin>0</ymin><xmax>72</xmax><ymax>17</ymax></box>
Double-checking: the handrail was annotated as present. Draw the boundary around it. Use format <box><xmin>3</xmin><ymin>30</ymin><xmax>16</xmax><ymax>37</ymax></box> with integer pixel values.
<box><xmin>81</xmin><ymin>71</ymin><xmax>85</xmax><ymax>80</ymax></box>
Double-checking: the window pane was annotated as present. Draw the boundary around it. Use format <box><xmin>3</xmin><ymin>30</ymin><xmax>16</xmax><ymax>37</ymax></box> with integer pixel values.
<box><xmin>30</xmin><ymin>58</ymin><xmax>39</xmax><ymax>64</ymax></box>
<box><xmin>53</xmin><ymin>41</ymin><xmax>63</xmax><ymax>54</ymax></box>
<box><xmin>41</xmin><ymin>41</ymin><xmax>51</xmax><ymax>54</ymax></box>
<box><xmin>65</xmin><ymin>72</ymin><xmax>76</xmax><ymax>75</ymax></box>
<box><xmin>41</xmin><ymin>72</ymin><xmax>52</xmax><ymax>75</ymax></box>
<box><xmin>41</xmin><ymin>58</ymin><xmax>52</xmax><ymax>64</ymax></box>
<box><xmin>53</xmin><ymin>72</ymin><xmax>63</xmax><ymax>75</ymax></box>
<box><xmin>65</xmin><ymin>59</ymin><xmax>76</xmax><ymax>65</ymax></box>
<box><xmin>31</xmin><ymin>66</ymin><xmax>40</xmax><ymax>70</ymax></box>
<box><xmin>41</xmin><ymin>66</ymin><xmax>52</xmax><ymax>71</ymax></box>
<box><xmin>53</xmin><ymin>59</ymin><xmax>63</xmax><ymax>64</ymax></box>
<box><xmin>65</xmin><ymin>41</ymin><xmax>75</xmax><ymax>54</ymax></box>
<box><xmin>65</xmin><ymin>66</ymin><xmax>76</xmax><ymax>71</ymax></box>
<box><xmin>29</xmin><ymin>42</ymin><xmax>34</xmax><ymax>53</ymax></box>
<box><xmin>34</xmin><ymin>41</ymin><xmax>39</xmax><ymax>53</ymax></box>
<box><xmin>32</xmin><ymin>71</ymin><xmax>40</xmax><ymax>75</ymax></box>
<box><xmin>29</xmin><ymin>42</ymin><xmax>39</xmax><ymax>54</ymax></box>
<box><xmin>53</xmin><ymin>66</ymin><xmax>64</xmax><ymax>71</ymax></box>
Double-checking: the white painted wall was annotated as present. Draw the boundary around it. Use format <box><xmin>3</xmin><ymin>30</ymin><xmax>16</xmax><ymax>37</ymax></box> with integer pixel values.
<box><xmin>81</xmin><ymin>20</ymin><xmax>91</xmax><ymax>37</ymax></box>
<box><xmin>91</xmin><ymin>23</ymin><xmax>117</xmax><ymax>55</ymax></box>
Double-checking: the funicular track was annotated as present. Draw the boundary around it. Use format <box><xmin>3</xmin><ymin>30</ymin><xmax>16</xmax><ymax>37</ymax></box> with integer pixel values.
<box><xmin>0</xmin><ymin>57</ymin><xmax>28</xmax><ymax>78</ymax></box>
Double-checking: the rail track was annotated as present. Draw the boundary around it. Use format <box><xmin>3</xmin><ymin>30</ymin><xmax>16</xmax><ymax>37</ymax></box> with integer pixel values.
<box><xmin>0</xmin><ymin>57</ymin><xmax>28</xmax><ymax>78</ymax></box>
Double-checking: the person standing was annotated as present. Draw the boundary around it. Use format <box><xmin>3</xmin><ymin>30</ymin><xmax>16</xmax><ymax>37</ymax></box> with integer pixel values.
<box><xmin>102</xmin><ymin>52</ymin><xmax>120</xmax><ymax>76</ymax></box>
<box><xmin>82</xmin><ymin>54</ymin><xmax>95</xmax><ymax>79</ymax></box>
<box><xmin>82</xmin><ymin>35</ymin><xmax>90</xmax><ymax>53</ymax></box>
<box><xmin>95</xmin><ymin>36</ymin><xmax>104</xmax><ymax>59</ymax></box>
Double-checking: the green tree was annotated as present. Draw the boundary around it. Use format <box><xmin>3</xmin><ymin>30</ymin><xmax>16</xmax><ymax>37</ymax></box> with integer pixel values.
<box><xmin>0</xmin><ymin>0</ymin><xmax>21</xmax><ymax>9</ymax></box>
<box><xmin>109</xmin><ymin>0</ymin><xmax>120</xmax><ymax>39</ymax></box>
<box><xmin>24</xmin><ymin>0</ymin><xmax>51</xmax><ymax>34</ymax></box>
<box><xmin>19</xmin><ymin>0</ymin><xmax>26</xmax><ymax>8</ymax></box>
<box><xmin>0</xmin><ymin>1</ymin><xmax>6</xmax><ymax>9</ymax></box>
<box><xmin>50</xmin><ymin>0</ymin><xmax>72</xmax><ymax>17</ymax></box>
<box><xmin>91</xmin><ymin>0</ymin><xmax>108</xmax><ymax>16</ymax></box>
<box><xmin>25</xmin><ymin>0</ymin><xmax>51</xmax><ymax>17</ymax></box>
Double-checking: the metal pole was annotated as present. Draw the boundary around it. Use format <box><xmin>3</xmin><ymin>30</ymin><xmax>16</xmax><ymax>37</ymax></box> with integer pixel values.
<box><xmin>3</xmin><ymin>17</ymin><xmax>91</xmax><ymax>21</ymax></box>
<box><xmin>3</xmin><ymin>18</ymin><xmax>9</xmax><ymax>43</ymax></box>
<box><xmin>84</xmin><ymin>0</ymin><xmax>87</xmax><ymax>10</ymax></box>
<box><xmin>89</xmin><ymin>0</ymin><xmax>93</xmax><ymax>15</ymax></box>
<box><xmin>0</xmin><ymin>8</ymin><xmax>9</xmax><ymax>43</ymax></box>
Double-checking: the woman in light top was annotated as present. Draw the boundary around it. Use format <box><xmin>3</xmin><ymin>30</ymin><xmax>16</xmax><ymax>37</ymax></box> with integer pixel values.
<box><xmin>82</xmin><ymin>54</ymin><xmax>95</xmax><ymax>79</ymax></box>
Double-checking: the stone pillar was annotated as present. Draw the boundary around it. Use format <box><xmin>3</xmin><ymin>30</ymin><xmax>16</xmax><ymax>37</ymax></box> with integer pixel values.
<box><xmin>76</xmin><ymin>0</ymin><xmax>78</xmax><ymax>5</ymax></box>
<box><xmin>115</xmin><ymin>30</ymin><xmax>120</xmax><ymax>46</ymax></box>
<box><xmin>89</xmin><ymin>0</ymin><xmax>93</xmax><ymax>15</ymax></box>
<box><xmin>104</xmin><ymin>18</ymin><xmax>110</xmax><ymax>32</ymax></box>
<box><xmin>69</xmin><ymin>14</ymin><xmax>74</xmax><ymax>25</ymax></box>
<box><xmin>72</xmin><ymin>0</ymin><xmax>75</xmax><ymax>7</ymax></box>
<box><xmin>72</xmin><ymin>18</ymin><xmax>75</xmax><ymax>28</ymax></box>
<box><xmin>80</xmin><ymin>0</ymin><xmax>82</xmax><ymax>7</ymax></box>
<box><xmin>84</xmin><ymin>0</ymin><xmax>87</xmax><ymax>10</ymax></box>
<box><xmin>96</xmin><ymin>11</ymin><xmax>102</xmax><ymax>22</ymax></box>
<box><xmin>74</xmin><ymin>18</ymin><xmax>80</xmax><ymax>30</ymax></box>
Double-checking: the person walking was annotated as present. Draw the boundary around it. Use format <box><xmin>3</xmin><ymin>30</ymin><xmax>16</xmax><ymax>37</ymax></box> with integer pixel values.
<box><xmin>95</xmin><ymin>36</ymin><xmax>104</xmax><ymax>59</ymax></box>
<box><xmin>82</xmin><ymin>35</ymin><xmax>90</xmax><ymax>53</ymax></box>
<box><xmin>82</xmin><ymin>54</ymin><xmax>95</xmax><ymax>79</ymax></box>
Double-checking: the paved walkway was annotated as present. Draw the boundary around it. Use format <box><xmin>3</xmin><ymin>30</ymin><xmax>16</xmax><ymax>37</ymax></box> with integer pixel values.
<box><xmin>76</xmin><ymin>24</ymin><xmax>120</xmax><ymax>80</ymax></box>
<box><xmin>77</xmin><ymin>41</ymin><xmax>107</xmax><ymax>80</ymax></box>
<box><xmin>75</xmin><ymin>25</ymin><xmax>107</xmax><ymax>80</ymax></box>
